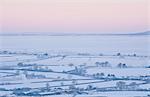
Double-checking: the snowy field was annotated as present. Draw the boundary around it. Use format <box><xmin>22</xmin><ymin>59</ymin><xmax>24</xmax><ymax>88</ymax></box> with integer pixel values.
<box><xmin>0</xmin><ymin>35</ymin><xmax>150</xmax><ymax>97</ymax></box>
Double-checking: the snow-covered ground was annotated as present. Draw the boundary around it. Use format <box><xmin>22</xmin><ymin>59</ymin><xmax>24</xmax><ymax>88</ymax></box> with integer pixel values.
<box><xmin>0</xmin><ymin>35</ymin><xmax>149</xmax><ymax>97</ymax></box>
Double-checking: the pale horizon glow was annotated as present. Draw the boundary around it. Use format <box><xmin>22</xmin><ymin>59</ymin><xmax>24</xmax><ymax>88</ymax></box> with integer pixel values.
<box><xmin>0</xmin><ymin>0</ymin><xmax>149</xmax><ymax>34</ymax></box>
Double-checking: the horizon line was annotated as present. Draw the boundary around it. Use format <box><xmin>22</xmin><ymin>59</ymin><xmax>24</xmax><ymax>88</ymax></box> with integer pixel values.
<box><xmin>0</xmin><ymin>31</ymin><xmax>149</xmax><ymax>36</ymax></box>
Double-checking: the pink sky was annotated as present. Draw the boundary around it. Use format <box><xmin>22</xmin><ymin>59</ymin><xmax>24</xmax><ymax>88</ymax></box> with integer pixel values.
<box><xmin>0</xmin><ymin>0</ymin><xmax>149</xmax><ymax>34</ymax></box>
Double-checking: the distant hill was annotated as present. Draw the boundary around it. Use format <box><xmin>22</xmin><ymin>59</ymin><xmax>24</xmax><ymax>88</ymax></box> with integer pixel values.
<box><xmin>136</xmin><ymin>31</ymin><xmax>150</xmax><ymax>35</ymax></box>
<box><xmin>106</xmin><ymin>31</ymin><xmax>150</xmax><ymax>36</ymax></box>
<box><xmin>133</xmin><ymin>31</ymin><xmax>150</xmax><ymax>35</ymax></box>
